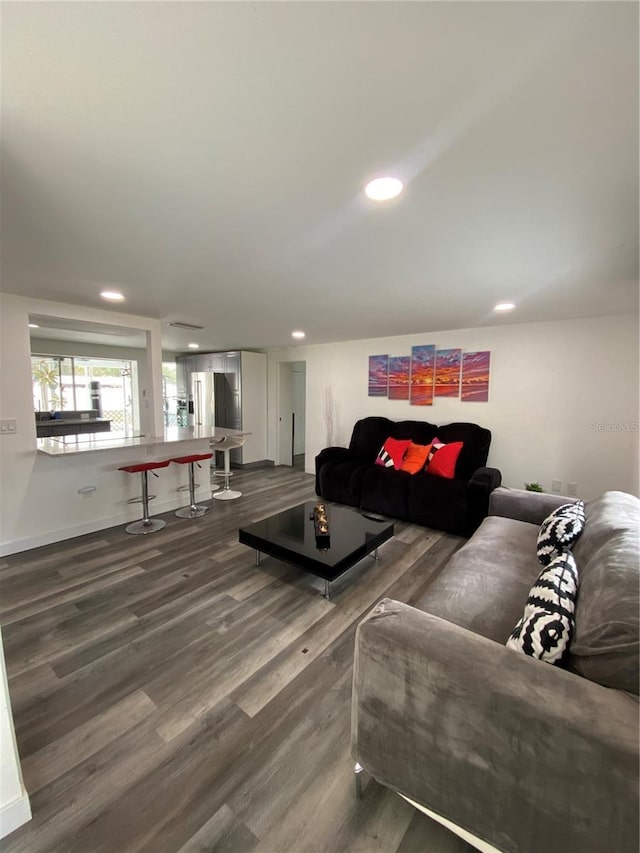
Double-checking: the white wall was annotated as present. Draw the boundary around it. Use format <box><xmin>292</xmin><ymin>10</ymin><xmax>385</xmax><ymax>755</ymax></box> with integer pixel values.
<box><xmin>267</xmin><ymin>314</ymin><xmax>639</xmax><ymax>500</ymax></box>
<box><xmin>0</xmin><ymin>294</ymin><xmax>210</xmax><ymax>556</ymax></box>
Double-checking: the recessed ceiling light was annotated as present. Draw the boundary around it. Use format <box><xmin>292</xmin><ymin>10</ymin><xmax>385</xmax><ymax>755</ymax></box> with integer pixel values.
<box><xmin>364</xmin><ymin>177</ymin><xmax>404</xmax><ymax>201</ymax></box>
<box><xmin>100</xmin><ymin>290</ymin><xmax>125</xmax><ymax>302</ymax></box>
<box><xmin>292</xmin><ymin>331</ymin><xmax>306</xmax><ymax>339</ymax></box>
<box><xmin>494</xmin><ymin>302</ymin><xmax>516</xmax><ymax>312</ymax></box>
<box><xmin>188</xmin><ymin>342</ymin><xmax>200</xmax><ymax>349</ymax></box>
<box><xmin>28</xmin><ymin>323</ymin><xmax>39</xmax><ymax>328</ymax></box>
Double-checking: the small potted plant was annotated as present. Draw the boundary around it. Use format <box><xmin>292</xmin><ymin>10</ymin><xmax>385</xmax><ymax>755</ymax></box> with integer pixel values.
<box><xmin>524</xmin><ymin>482</ymin><xmax>544</xmax><ymax>492</ymax></box>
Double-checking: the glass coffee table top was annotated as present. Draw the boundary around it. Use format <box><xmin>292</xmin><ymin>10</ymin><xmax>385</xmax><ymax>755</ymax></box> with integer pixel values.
<box><xmin>238</xmin><ymin>500</ymin><xmax>394</xmax><ymax>598</ymax></box>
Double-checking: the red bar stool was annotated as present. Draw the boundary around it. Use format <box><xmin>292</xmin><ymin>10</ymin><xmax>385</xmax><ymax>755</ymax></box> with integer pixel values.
<box><xmin>171</xmin><ymin>452</ymin><xmax>213</xmax><ymax>518</ymax></box>
<box><xmin>119</xmin><ymin>459</ymin><xmax>171</xmax><ymax>534</ymax></box>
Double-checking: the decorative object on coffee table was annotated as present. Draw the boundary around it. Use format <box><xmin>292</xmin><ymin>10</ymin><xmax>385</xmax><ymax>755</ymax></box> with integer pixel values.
<box><xmin>311</xmin><ymin>502</ymin><xmax>330</xmax><ymax>550</ymax></box>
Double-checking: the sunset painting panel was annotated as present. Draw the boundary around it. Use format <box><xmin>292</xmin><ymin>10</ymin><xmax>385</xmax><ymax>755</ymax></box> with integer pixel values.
<box><xmin>368</xmin><ymin>354</ymin><xmax>389</xmax><ymax>396</ymax></box>
<box><xmin>410</xmin><ymin>344</ymin><xmax>435</xmax><ymax>405</ymax></box>
<box><xmin>435</xmin><ymin>348</ymin><xmax>462</xmax><ymax>397</ymax></box>
<box><xmin>388</xmin><ymin>356</ymin><xmax>411</xmax><ymax>400</ymax></box>
<box><xmin>461</xmin><ymin>351</ymin><xmax>491</xmax><ymax>401</ymax></box>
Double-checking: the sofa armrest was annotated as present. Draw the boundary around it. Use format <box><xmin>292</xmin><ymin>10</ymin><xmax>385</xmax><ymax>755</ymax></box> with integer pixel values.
<box><xmin>468</xmin><ymin>466</ymin><xmax>502</xmax><ymax>491</ymax></box>
<box><xmin>465</xmin><ymin>467</ymin><xmax>502</xmax><ymax>534</ymax></box>
<box><xmin>489</xmin><ymin>486</ymin><xmax>573</xmax><ymax>525</ymax></box>
<box><xmin>315</xmin><ymin>446</ymin><xmax>351</xmax><ymax>495</ymax></box>
<box><xmin>353</xmin><ymin>599</ymin><xmax>639</xmax><ymax>853</ymax></box>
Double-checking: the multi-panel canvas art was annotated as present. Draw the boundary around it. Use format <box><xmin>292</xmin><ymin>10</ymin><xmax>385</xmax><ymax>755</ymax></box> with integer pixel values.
<box><xmin>368</xmin><ymin>354</ymin><xmax>389</xmax><ymax>396</ymax></box>
<box><xmin>410</xmin><ymin>345</ymin><xmax>435</xmax><ymax>406</ymax></box>
<box><xmin>435</xmin><ymin>348</ymin><xmax>462</xmax><ymax>398</ymax></box>
<box><xmin>368</xmin><ymin>346</ymin><xmax>491</xmax><ymax>403</ymax></box>
<box><xmin>461</xmin><ymin>351</ymin><xmax>491</xmax><ymax>402</ymax></box>
<box><xmin>388</xmin><ymin>356</ymin><xmax>411</xmax><ymax>400</ymax></box>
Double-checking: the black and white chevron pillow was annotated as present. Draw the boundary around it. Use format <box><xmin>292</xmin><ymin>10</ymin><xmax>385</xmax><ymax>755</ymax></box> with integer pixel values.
<box><xmin>536</xmin><ymin>500</ymin><xmax>585</xmax><ymax>566</ymax></box>
<box><xmin>507</xmin><ymin>551</ymin><xmax>578</xmax><ymax>664</ymax></box>
<box><xmin>376</xmin><ymin>446</ymin><xmax>394</xmax><ymax>468</ymax></box>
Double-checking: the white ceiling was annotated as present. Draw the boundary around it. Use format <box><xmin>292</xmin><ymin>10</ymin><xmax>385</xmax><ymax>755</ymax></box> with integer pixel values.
<box><xmin>2</xmin><ymin>2</ymin><xmax>638</xmax><ymax>352</ymax></box>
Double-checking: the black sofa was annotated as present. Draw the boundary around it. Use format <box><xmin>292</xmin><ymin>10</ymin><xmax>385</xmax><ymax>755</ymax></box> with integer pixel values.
<box><xmin>315</xmin><ymin>417</ymin><xmax>502</xmax><ymax>536</ymax></box>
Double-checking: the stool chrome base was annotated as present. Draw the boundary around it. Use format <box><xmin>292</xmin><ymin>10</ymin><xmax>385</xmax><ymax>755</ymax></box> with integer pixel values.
<box><xmin>172</xmin><ymin>453</ymin><xmax>214</xmax><ymax>520</ymax></box>
<box><xmin>175</xmin><ymin>504</ymin><xmax>208</xmax><ymax>519</ymax></box>
<box><xmin>125</xmin><ymin>518</ymin><xmax>166</xmax><ymax>535</ymax></box>
<box><xmin>213</xmin><ymin>488</ymin><xmax>242</xmax><ymax>501</ymax></box>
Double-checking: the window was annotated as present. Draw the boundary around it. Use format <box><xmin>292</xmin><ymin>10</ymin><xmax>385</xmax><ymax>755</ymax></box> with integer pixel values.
<box><xmin>163</xmin><ymin>361</ymin><xmax>186</xmax><ymax>427</ymax></box>
<box><xmin>31</xmin><ymin>354</ymin><xmax>139</xmax><ymax>436</ymax></box>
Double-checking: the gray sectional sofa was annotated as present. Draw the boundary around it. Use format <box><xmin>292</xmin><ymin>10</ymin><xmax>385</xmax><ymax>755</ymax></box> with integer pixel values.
<box><xmin>352</xmin><ymin>488</ymin><xmax>639</xmax><ymax>853</ymax></box>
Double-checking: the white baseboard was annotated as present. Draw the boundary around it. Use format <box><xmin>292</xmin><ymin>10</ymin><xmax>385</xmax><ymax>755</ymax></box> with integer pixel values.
<box><xmin>0</xmin><ymin>494</ymin><xmax>189</xmax><ymax>557</ymax></box>
<box><xmin>0</xmin><ymin>792</ymin><xmax>31</xmax><ymax>840</ymax></box>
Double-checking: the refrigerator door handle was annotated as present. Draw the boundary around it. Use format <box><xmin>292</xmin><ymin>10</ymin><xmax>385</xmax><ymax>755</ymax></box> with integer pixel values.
<box><xmin>194</xmin><ymin>379</ymin><xmax>202</xmax><ymax>425</ymax></box>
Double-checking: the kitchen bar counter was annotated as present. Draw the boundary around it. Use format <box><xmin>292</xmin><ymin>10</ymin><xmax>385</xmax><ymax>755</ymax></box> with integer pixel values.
<box><xmin>37</xmin><ymin>425</ymin><xmax>249</xmax><ymax>457</ymax></box>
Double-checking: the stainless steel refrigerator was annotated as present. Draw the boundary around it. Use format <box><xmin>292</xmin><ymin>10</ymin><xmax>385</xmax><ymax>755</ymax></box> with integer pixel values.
<box><xmin>190</xmin><ymin>372</ymin><xmax>231</xmax><ymax>428</ymax></box>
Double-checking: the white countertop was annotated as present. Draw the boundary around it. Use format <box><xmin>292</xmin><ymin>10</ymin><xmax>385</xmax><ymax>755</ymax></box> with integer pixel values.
<box><xmin>36</xmin><ymin>425</ymin><xmax>249</xmax><ymax>456</ymax></box>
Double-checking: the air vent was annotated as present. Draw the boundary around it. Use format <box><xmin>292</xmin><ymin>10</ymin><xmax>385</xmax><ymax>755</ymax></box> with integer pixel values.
<box><xmin>168</xmin><ymin>321</ymin><xmax>206</xmax><ymax>331</ymax></box>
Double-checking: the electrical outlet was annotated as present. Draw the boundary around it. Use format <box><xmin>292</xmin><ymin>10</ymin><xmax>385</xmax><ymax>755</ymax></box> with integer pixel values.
<box><xmin>0</xmin><ymin>419</ymin><xmax>17</xmax><ymax>434</ymax></box>
<box><xmin>567</xmin><ymin>482</ymin><xmax>578</xmax><ymax>497</ymax></box>
<box><xmin>551</xmin><ymin>479</ymin><xmax>562</xmax><ymax>493</ymax></box>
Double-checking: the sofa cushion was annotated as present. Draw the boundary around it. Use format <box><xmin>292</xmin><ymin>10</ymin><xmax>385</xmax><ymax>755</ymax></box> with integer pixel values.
<box><xmin>348</xmin><ymin>417</ymin><xmax>437</xmax><ymax>463</ymax></box>
<box><xmin>317</xmin><ymin>460</ymin><xmax>366</xmax><ymax>507</ymax></box>
<box><xmin>360</xmin><ymin>466</ymin><xmax>411</xmax><ymax>519</ymax></box>
<box><xmin>568</xmin><ymin>491</ymin><xmax>640</xmax><ymax>694</ymax></box>
<box><xmin>425</xmin><ymin>440</ymin><xmax>464</xmax><ymax>479</ymax></box>
<box><xmin>507</xmin><ymin>551</ymin><xmax>578</xmax><ymax>664</ymax></box>
<box><xmin>375</xmin><ymin>437</ymin><xmax>411</xmax><ymax>469</ymax></box>
<box><xmin>536</xmin><ymin>501</ymin><xmax>585</xmax><ymax>565</ymax></box>
<box><xmin>389</xmin><ymin>419</ymin><xmax>438</xmax><ymax>446</ymax></box>
<box><xmin>434</xmin><ymin>422</ymin><xmax>491</xmax><ymax>480</ymax></box>
<box><xmin>348</xmin><ymin>417</ymin><xmax>397</xmax><ymax>462</ymax></box>
<box><xmin>400</xmin><ymin>442</ymin><xmax>431</xmax><ymax>474</ymax></box>
<box><xmin>414</xmin><ymin>515</ymin><xmax>541</xmax><ymax>641</ymax></box>
<box><xmin>406</xmin><ymin>474</ymin><xmax>470</xmax><ymax>535</ymax></box>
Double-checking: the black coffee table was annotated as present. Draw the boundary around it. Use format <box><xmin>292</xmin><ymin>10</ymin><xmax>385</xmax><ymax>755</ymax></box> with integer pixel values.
<box><xmin>238</xmin><ymin>501</ymin><xmax>395</xmax><ymax>599</ymax></box>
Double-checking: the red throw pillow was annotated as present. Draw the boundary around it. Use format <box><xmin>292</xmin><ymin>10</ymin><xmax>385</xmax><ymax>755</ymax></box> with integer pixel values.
<box><xmin>375</xmin><ymin>437</ymin><xmax>412</xmax><ymax>469</ymax></box>
<box><xmin>400</xmin><ymin>442</ymin><xmax>432</xmax><ymax>474</ymax></box>
<box><xmin>425</xmin><ymin>440</ymin><xmax>464</xmax><ymax>479</ymax></box>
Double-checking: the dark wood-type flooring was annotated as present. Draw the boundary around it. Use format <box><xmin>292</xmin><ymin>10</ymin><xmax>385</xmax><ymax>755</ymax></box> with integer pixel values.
<box><xmin>1</xmin><ymin>466</ymin><xmax>473</xmax><ymax>853</ymax></box>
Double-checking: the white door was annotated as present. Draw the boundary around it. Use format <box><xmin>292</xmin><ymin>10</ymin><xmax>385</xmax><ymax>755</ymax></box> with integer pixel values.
<box><xmin>277</xmin><ymin>362</ymin><xmax>294</xmax><ymax>466</ymax></box>
<box><xmin>292</xmin><ymin>363</ymin><xmax>306</xmax><ymax>457</ymax></box>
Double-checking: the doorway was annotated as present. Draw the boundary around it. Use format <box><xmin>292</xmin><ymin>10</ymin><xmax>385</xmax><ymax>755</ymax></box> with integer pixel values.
<box><xmin>277</xmin><ymin>361</ymin><xmax>306</xmax><ymax>467</ymax></box>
